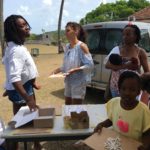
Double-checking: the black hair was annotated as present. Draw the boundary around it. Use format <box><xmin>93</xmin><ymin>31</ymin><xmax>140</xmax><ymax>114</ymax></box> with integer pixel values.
<box><xmin>118</xmin><ymin>71</ymin><xmax>141</xmax><ymax>90</ymax></box>
<box><xmin>141</xmin><ymin>75</ymin><xmax>150</xmax><ymax>92</ymax></box>
<box><xmin>65</xmin><ymin>22</ymin><xmax>86</xmax><ymax>42</ymax></box>
<box><xmin>109</xmin><ymin>53</ymin><xmax>122</xmax><ymax>65</ymax></box>
<box><xmin>4</xmin><ymin>14</ymin><xmax>31</xmax><ymax>45</ymax></box>
<box><xmin>124</xmin><ymin>24</ymin><xmax>141</xmax><ymax>44</ymax></box>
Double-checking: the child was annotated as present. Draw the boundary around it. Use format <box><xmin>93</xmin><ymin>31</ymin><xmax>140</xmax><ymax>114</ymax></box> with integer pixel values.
<box><xmin>107</xmin><ymin>52</ymin><xmax>139</xmax><ymax>97</ymax></box>
<box><xmin>94</xmin><ymin>71</ymin><xmax>150</xmax><ymax>150</ymax></box>
<box><xmin>109</xmin><ymin>53</ymin><xmax>122</xmax><ymax>65</ymax></box>
<box><xmin>109</xmin><ymin>53</ymin><xmax>138</xmax><ymax>66</ymax></box>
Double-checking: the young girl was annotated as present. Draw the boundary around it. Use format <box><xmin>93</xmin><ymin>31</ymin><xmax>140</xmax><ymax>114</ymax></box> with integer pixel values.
<box><xmin>3</xmin><ymin>15</ymin><xmax>41</xmax><ymax>150</ymax></box>
<box><xmin>51</xmin><ymin>22</ymin><xmax>93</xmax><ymax>105</ymax></box>
<box><xmin>94</xmin><ymin>71</ymin><xmax>150</xmax><ymax>150</ymax></box>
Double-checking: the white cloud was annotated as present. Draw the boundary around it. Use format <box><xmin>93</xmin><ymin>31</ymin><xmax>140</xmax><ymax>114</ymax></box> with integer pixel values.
<box><xmin>63</xmin><ymin>9</ymin><xmax>69</xmax><ymax>17</ymax></box>
<box><xmin>75</xmin><ymin>15</ymin><xmax>82</xmax><ymax>20</ymax></box>
<box><xmin>79</xmin><ymin>0</ymin><xmax>90</xmax><ymax>4</ymax></box>
<box><xmin>44</xmin><ymin>21</ymin><xmax>50</xmax><ymax>27</ymax></box>
<box><xmin>17</xmin><ymin>5</ymin><xmax>31</xmax><ymax>16</ymax></box>
<box><xmin>102</xmin><ymin>0</ymin><xmax>107</xmax><ymax>4</ymax></box>
<box><xmin>42</xmin><ymin>0</ymin><xmax>52</xmax><ymax>7</ymax></box>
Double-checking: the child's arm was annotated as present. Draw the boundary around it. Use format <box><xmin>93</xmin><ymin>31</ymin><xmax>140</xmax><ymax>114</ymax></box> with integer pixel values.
<box><xmin>94</xmin><ymin>119</ymin><xmax>112</xmax><ymax>133</ymax></box>
<box><xmin>138</xmin><ymin>129</ymin><xmax>150</xmax><ymax>150</ymax></box>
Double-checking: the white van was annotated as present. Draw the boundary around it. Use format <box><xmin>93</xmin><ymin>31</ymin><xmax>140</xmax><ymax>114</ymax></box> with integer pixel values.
<box><xmin>83</xmin><ymin>21</ymin><xmax>150</xmax><ymax>90</ymax></box>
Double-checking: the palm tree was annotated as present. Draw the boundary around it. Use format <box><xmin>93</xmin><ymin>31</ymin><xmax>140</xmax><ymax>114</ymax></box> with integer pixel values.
<box><xmin>0</xmin><ymin>0</ymin><xmax>4</xmax><ymax>56</ymax></box>
<box><xmin>58</xmin><ymin>0</ymin><xmax>65</xmax><ymax>53</ymax></box>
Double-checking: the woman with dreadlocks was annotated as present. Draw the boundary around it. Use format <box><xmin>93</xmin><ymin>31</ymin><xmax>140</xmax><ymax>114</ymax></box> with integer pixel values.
<box><xmin>3</xmin><ymin>15</ymin><xmax>41</xmax><ymax>150</ymax></box>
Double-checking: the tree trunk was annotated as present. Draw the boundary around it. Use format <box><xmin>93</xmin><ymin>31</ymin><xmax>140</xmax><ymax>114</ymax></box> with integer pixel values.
<box><xmin>0</xmin><ymin>0</ymin><xmax>4</xmax><ymax>56</ymax></box>
<box><xmin>58</xmin><ymin>0</ymin><xmax>64</xmax><ymax>54</ymax></box>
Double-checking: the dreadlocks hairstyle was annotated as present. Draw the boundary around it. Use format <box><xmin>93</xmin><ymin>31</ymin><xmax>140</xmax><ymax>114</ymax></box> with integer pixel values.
<box><xmin>66</xmin><ymin>22</ymin><xmax>86</xmax><ymax>42</ymax></box>
<box><xmin>4</xmin><ymin>15</ymin><xmax>31</xmax><ymax>45</ymax></box>
<box><xmin>124</xmin><ymin>24</ymin><xmax>141</xmax><ymax>44</ymax></box>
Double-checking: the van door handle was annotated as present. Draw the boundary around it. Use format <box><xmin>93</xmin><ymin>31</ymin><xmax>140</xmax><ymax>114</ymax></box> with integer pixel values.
<box><xmin>93</xmin><ymin>60</ymin><xmax>99</xmax><ymax>64</ymax></box>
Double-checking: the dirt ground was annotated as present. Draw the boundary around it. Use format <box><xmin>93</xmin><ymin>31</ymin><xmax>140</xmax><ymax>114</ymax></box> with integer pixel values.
<box><xmin>0</xmin><ymin>44</ymin><xmax>104</xmax><ymax>150</ymax></box>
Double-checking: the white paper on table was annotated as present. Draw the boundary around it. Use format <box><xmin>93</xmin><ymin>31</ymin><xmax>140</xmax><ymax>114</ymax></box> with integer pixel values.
<box><xmin>11</xmin><ymin>106</ymin><xmax>38</xmax><ymax>128</ymax></box>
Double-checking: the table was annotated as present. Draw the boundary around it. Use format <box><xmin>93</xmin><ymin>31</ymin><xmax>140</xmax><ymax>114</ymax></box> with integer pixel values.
<box><xmin>1</xmin><ymin>104</ymin><xmax>107</xmax><ymax>150</ymax></box>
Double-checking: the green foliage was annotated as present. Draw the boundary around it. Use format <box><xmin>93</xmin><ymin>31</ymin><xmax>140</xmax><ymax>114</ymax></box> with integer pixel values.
<box><xmin>80</xmin><ymin>0</ymin><xmax>150</xmax><ymax>24</ymax></box>
<box><xmin>50</xmin><ymin>30</ymin><xmax>67</xmax><ymax>45</ymax></box>
<box><xmin>128</xmin><ymin>0</ymin><xmax>150</xmax><ymax>11</ymax></box>
<box><xmin>27</xmin><ymin>34</ymin><xmax>37</xmax><ymax>40</ymax></box>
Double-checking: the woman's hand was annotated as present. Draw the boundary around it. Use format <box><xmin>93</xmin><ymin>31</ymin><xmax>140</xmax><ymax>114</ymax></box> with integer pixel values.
<box><xmin>125</xmin><ymin>61</ymin><xmax>139</xmax><ymax>70</ymax></box>
<box><xmin>26</xmin><ymin>96</ymin><xmax>38</xmax><ymax>111</ymax></box>
<box><xmin>13</xmin><ymin>81</ymin><xmax>38</xmax><ymax>112</ymax></box>
<box><xmin>94</xmin><ymin>123</ymin><xmax>103</xmax><ymax>134</ymax></box>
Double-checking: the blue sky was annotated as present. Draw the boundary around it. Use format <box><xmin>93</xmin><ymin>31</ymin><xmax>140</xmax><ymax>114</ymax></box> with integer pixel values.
<box><xmin>4</xmin><ymin>0</ymin><xmax>119</xmax><ymax>34</ymax></box>
<box><xmin>3</xmin><ymin>0</ymin><xmax>135</xmax><ymax>34</ymax></box>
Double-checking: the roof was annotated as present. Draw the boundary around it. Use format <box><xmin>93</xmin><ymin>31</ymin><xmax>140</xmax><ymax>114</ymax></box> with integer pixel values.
<box><xmin>129</xmin><ymin>7</ymin><xmax>150</xmax><ymax>22</ymax></box>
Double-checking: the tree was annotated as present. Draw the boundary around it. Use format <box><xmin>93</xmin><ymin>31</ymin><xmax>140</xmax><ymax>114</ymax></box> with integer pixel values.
<box><xmin>0</xmin><ymin>0</ymin><xmax>4</xmax><ymax>56</ymax></box>
<box><xmin>128</xmin><ymin>0</ymin><xmax>150</xmax><ymax>11</ymax></box>
<box><xmin>58</xmin><ymin>0</ymin><xmax>65</xmax><ymax>53</ymax></box>
<box><xmin>80</xmin><ymin>0</ymin><xmax>150</xmax><ymax>24</ymax></box>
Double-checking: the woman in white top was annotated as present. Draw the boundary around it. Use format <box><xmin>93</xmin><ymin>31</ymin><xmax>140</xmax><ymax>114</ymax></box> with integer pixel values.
<box><xmin>3</xmin><ymin>14</ymin><xmax>41</xmax><ymax>150</ymax></box>
<box><xmin>51</xmin><ymin>22</ymin><xmax>93</xmax><ymax>105</ymax></box>
<box><xmin>3</xmin><ymin>15</ymin><xmax>40</xmax><ymax>114</ymax></box>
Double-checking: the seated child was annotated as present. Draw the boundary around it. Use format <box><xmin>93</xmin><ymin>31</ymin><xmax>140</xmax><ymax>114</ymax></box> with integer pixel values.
<box><xmin>94</xmin><ymin>71</ymin><xmax>150</xmax><ymax>150</ymax></box>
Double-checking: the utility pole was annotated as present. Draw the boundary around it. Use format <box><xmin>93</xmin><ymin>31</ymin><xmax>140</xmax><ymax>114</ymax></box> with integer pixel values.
<box><xmin>58</xmin><ymin>0</ymin><xmax>64</xmax><ymax>53</ymax></box>
<box><xmin>0</xmin><ymin>0</ymin><xmax>4</xmax><ymax>56</ymax></box>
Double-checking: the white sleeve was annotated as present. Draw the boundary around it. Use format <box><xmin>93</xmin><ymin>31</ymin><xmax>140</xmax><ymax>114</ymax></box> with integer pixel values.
<box><xmin>9</xmin><ymin>48</ymin><xmax>25</xmax><ymax>83</ymax></box>
<box><xmin>103</xmin><ymin>46</ymin><xmax>120</xmax><ymax>65</ymax></box>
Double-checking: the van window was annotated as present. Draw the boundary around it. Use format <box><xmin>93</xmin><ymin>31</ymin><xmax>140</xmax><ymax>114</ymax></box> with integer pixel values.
<box><xmin>139</xmin><ymin>29</ymin><xmax>150</xmax><ymax>52</ymax></box>
<box><xmin>86</xmin><ymin>28</ymin><xmax>150</xmax><ymax>55</ymax></box>
<box><xmin>86</xmin><ymin>29</ymin><xmax>122</xmax><ymax>54</ymax></box>
<box><xmin>86</xmin><ymin>29</ymin><xmax>105</xmax><ymax>54</ymax></box>
<box><xmin>105</xmin><ymin>29</ymin><xmax>122</xmax><ymax>53</ymax></box>
<box><xmin>87</xmin><ymin>30</ymin><xmax>100</xmax><ymax>51</ymax></box>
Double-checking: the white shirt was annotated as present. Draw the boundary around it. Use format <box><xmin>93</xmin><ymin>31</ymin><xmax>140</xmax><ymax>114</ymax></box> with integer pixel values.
<box><xmin>61</xmin><ymin>41</ymin><xmax>94</xmax><ymax>84</ymax></box>
<box><xmin>3</xmin><ymin>42</ymin><xmax>39</xmax><ymax>90</ymax></box>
